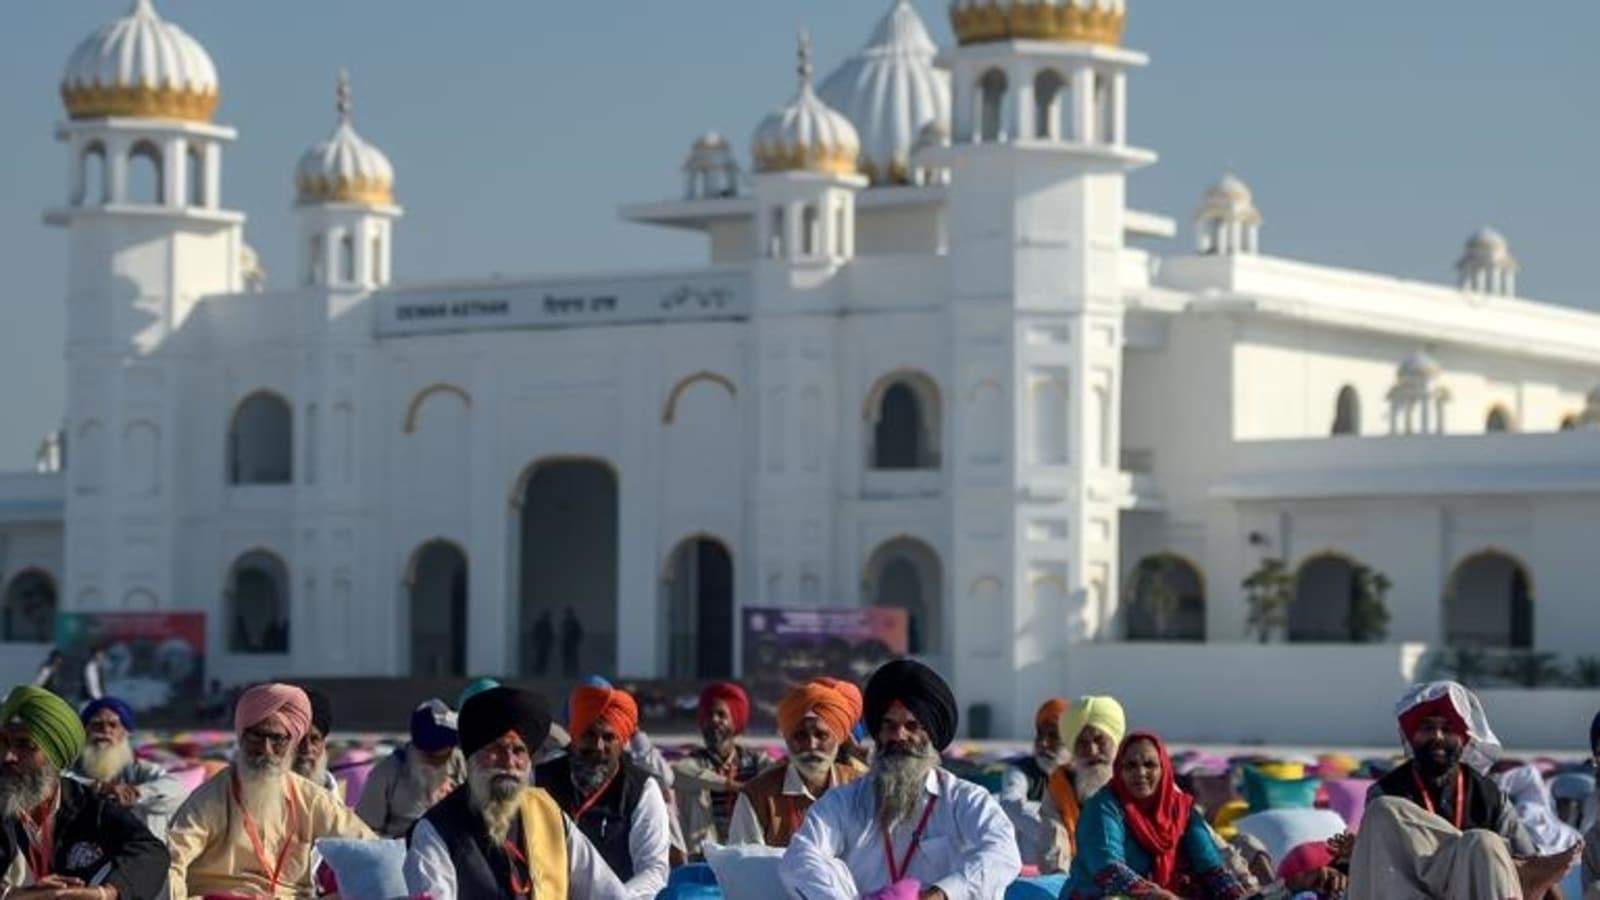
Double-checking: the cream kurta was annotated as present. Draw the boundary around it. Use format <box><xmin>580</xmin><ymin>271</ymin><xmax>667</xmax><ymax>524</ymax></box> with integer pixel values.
<box><xmin>167</xmin><ymin>767</ymin><xmax>375</xmax><ymax>899</ymax></box>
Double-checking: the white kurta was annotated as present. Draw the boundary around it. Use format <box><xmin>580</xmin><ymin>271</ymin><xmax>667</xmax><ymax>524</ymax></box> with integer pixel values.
<box><xmin>403</xmin><ymin>811</ymin><xmax>630</xmax><ymax>900</ymax></box>
<box><xmin>616</xmin><ymin>777</ymin><xmax>672</xmax><ymax>899</ymax></box>
<box><xmin>780</xmin><ymin>767</ymin><xmax>1021</xmax><ymax>900</ymax></box>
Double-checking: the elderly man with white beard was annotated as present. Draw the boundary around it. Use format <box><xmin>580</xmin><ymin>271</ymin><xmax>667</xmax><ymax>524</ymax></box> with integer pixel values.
<box><xmin>165</xmin><ymin>683</ymin><xmax>373</xmax><ymax>899</ymax></box>
<box><xmin>1037</xmin><ymin>695</ymin><xmax>1125</xmax><ymax>875</ymax></box>
<box><xmin>356</xmin><ymin>699</ymin><xmax>466</xmax><ymax>838</ymax></box>
<box><xmin>729</xmin><ymin>679</ymin><xmax>865</xmax><ymax>848</ymax></box>
<box><xmin>0</xmin><ymin>686</ymin><xmax>168</xmax><ymax>899</ymax></box>
<box><xmin>67</xmin><ymin>697</ymin><xmax>185</xmax><ymax>839</ymax></box>
<box><xmin>781</xmin><ymin>659</ymin><xmax>1021</xmax><ymax>900</ymax></box>
<box><xmin>403</xmin><ymin>685</ymin><xmax>628</xmax><ymax>900</ymax></box>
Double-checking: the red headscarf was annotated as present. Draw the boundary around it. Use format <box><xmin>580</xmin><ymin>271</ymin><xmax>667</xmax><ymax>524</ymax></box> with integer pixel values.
<box><xmin>1398</xmin><ymin>695</ymin><xmax>1469</xmax><ymax>742</ymax></box>
<box><xmin>698</xmin><ymin>682</ymin><xmax>750</xmax><ymax>734</ymax></box>
<box><xmin>1109</xmin><ymin>731</ymin><xmax>1194</xmax><ymax>890</ymax></box>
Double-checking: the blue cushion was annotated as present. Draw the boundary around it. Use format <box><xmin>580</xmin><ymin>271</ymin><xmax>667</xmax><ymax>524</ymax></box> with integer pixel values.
<box><xmin>656</xmin><ymin>885</ymin><xmax>724</xmax><ymax>900</ymax></box>
<box><xmin>1241</xmin><ymin>765</ymin><xmax>1321</xmax><ymax>812</ymax></box>
<box><xmin>314</xmin><ymin>838</ymin><xmax>410</xmax><ymax>900</ymax></box>
<box><xmin>668</xmin><ymin>862</ymin><xmax>720</xmax><ymax>885</ymax></box>
<box><xmin>1006</xmin><ymin>873</ymin><xmax>1068</xmax><ymax>899</ymax></box>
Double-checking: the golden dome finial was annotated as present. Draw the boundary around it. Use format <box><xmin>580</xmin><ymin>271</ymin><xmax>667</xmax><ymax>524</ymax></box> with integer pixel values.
<box><xmin>336</xmin><ymin>68</ymin><xmax>353</xmax><ymax>123</ymax></box>
<box><xmin>797</xmin><ymin>28</ymin><xmax>814</xmax><ymax>86</ymax></box>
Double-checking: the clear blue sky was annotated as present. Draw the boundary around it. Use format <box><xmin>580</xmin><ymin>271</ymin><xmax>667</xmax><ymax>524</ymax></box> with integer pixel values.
<box><xmin>1</xmin><ymin>1</ymin><xmax>1595</xmax><ymax>466</ymax></box>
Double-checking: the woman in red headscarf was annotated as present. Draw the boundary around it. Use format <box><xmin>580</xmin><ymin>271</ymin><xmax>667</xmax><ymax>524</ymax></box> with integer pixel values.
<box><xmin>1063</xmin><ymin>731</ymin><xmax>1248</xmax><ymax>899</ymax></box>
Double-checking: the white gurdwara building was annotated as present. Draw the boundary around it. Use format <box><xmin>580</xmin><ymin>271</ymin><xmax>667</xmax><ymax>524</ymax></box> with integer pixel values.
<box><xmin>4</xmin><ymin>0</ymin><xmax>1599</xmax><ymax>738</ymax></box>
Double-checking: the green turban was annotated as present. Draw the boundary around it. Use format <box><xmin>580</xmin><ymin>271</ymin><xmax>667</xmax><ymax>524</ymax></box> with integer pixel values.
<box><xmin>1061</xmin><ymin>695</ymin><xmax>1127</xmax><ymax>750</ymax></box>
<box><xmin>2</xmin><ymin>685</ymin><xmax>86</xmax><ymax>770</ymax></box>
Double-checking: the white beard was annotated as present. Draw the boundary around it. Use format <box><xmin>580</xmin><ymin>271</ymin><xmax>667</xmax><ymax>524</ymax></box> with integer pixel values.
<box><xmin>790</xmin><ymin>749</ymin><xmax>837</xmax><ymax>786</ymax></box>
<box><xmin>1073</xmin><ymin>761</ymin><xmax>1114</xmax><ymax>799</ymax></box>
<box><xmin>1035</xmin><ymin>752</ymin><xmax>1068</xmax><ymax>776</ymax></box>
<box><xmin>80</xmin><ymin>738</ymin><xmax>135</xmax><ymax>784</ymax></box>
<box><xmin>0</xmin><ymin>762</ymin><xmax>55</xmax><ymax>819</ymax></box>
<box><xmin>872</xmin><ymin>743</ymin><xmax>939</xmax><ymax>830</ymax></box>
<box><xmin>237</xmin><ymin>756</ymin><xmax>289</xmax><ymax>822</ymax></box>
<box><xmin>294</xmin><ymin>751</ymin><xmax>329</xmax><ymax>786</ymax></box>
<box><xmin>468</xmin><ymin>765</ymin><xmax>524</xmax><ymax>845</ymax></box>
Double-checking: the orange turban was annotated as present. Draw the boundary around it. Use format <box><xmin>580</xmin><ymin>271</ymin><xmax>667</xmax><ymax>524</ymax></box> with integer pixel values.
<box><xmin>568</xmin><ymin>685</ymin><xmax>639</xmax><ymax>743</ymax></box>
<box><xmin>776</xmin><ymin>682</ymin><xmax>855</xmax><ymax>743</ymax></box>
<box><xmin>808</xmin><ymin>677</ymin><xmax>863</xmax><ymax>729</ymax></box>
<box><xmin>1036</xmin><ymin>697</ymin><xmax>1070</xmax><ymax>730</ymax></box>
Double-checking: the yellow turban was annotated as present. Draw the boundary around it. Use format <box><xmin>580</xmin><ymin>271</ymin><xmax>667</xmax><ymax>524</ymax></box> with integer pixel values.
<box><xmin>1060</xmin><ymin>695</ymin><xmax>1126</xmax><ymax>749</ymax></box>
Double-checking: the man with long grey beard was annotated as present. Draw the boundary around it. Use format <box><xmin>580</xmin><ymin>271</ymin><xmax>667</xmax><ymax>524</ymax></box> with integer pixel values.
<box><xmin>404</xmin><ymin>685</ymin><xmax>628</xmax><ymax>900</ymax></box>
<box><xmin>67</xmin><ymin>697</ymin><xmax>185</xmax><ymax>840</ymax></box>
<box><xmin>781</xmin><ymin>660</ymin><xmax>1020</xmax><ymax>900</ymax></box>
<box><xmin>0</xmin><ymin>685</ymin><xmax>168</xmax><ymax>899</ymax></box>
<box><xmin>165</xmin><ymin>683</ymin><xmax>372</xmax><ymax>899</ymax></box>
<box><xmin>1038</xmin><ymin>694</ymin><xmax>1126</xmax><ymax>875</ymax></box>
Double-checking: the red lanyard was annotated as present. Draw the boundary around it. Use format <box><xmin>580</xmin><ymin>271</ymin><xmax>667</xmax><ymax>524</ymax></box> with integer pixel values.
<box><xmin>1411</xmin><ymin>767</ymin><xmax>1466</xmax><ymax>830</ymax></box>
<box><xmin>570</xmin><ymin>768</ymin><xmax>620</xmax><ymax>822</ymax></box>
<box><xmin>881</xmin><ymin>795</ymin><xmax>939</xmax><ymax>883</ymax></box>
<box><xmin>22</xmin><ymin>804</ymin><xmax>54</xmax><ymax>880</ymax></box>
<box><xmin>783</xmin><ymin>795</ymin><xmax>809</xmax><ymax>836</ymax></box>
<box><xmin>232</xmin><ymin>771</ymin><xmax>300</xmax><ymax>896</ymax></box>
<box><xmin>502</xmin><ymin>838</ymin><xmax>532</xmax><ymax>897</ymax></box>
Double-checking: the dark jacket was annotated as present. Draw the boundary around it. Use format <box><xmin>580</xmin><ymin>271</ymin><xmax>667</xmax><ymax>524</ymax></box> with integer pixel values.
<box><xmin>0</xmin><ymin>777</ymin><xmax>169</xmax><ymax>900</ymax></box>
<box><xmin>535</xmin><ymin>755</ymin><xmax>651</xmax><ymax>881</ymax></box>
<box><xmin>1374</xmin><ymin>760</ymin><xmax>1536</xmax><ymax>856</ymax></box>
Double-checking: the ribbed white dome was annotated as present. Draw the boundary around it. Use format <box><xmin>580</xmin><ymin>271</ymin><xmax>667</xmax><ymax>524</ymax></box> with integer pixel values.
<box><xmin>61</xmin><ymin>0</ymin><xmax>219</xmax><ymax>122</ymax></box>
<box><xmin>752</xmin><ymin>33</ymin><xmax>861</xmax><ymax>178</ymax></box>
<box><xmin>1197</xmin><ymin>174</ymin><xmax>1263</xmax><ymax>225</ymax></box>
<box><xmin>817</xmin><ymin>0</ymin><xmax>951</xmax><ymax>186</ymax></box>
<box><xmin>1459</xmin><ymin>227</ymin><xmax>1516</xmax><ymax>268</ymax></box>
<box><xmin>295</xmin><ymin>72</ymin><xmax>395</xmax><ymax>207</ymax></box>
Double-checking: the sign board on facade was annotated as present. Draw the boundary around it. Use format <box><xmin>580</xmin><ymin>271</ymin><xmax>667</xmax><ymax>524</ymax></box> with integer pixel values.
<box><xmin>376</xmin><ymin>270</ymin><xmax>751</xmax><ymax>337</ymax></box>
<box><xmin>54</xmin><ymin>611</ymin><xmax>206</xmax><ymax>721</ymax></box>
<box><xmin>740</xmin><ymin>606</ymin><xmax>909</xmax><ymax>724</ymax></box>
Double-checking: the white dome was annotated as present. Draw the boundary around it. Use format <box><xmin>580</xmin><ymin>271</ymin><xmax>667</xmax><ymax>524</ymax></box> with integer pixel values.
<box><xmin>1398</xmin><ymin>351</ymin><xmax>1442</xmax><ymax>380</ymax></box>
<box><xmin>752</xmin><ymin>33</ymin><xmax>861</xmax><ymax>178</ymax></box>
<box><xmin>295</xmin><ymin>72</ymin><xmax>395</xmax><ymax>207</ymax></box>
<box><xmin>817</xmin><ymin>0</ymin><xmax>951</xmax><ymax>186</ymax></box>
<box><xmin>950</xmin><ymin>0</ymin><xmax>1126</xmax><ymax>46</ymax></box>
<box><xmin>61</xmin><ymin>0</ymin><xmax>219</xmax><ymax>123</ymax></box>
<box><xmin>685</xmin><ymin>132</ymin><xmax>737</xmax><ymax>172</ymax></box>
<box><xmin>1197</xmin><ymin>174</ymin><xmax>1262</xmax><ymax>225</ymax></box>
<box><xmin>1458</xmin><ymin>226</ymin><xmax>1516</xmax><ymax>269</ymax></box>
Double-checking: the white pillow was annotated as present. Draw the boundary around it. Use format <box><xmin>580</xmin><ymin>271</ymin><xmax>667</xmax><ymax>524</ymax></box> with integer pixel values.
<box><xmin>702</xmin><ymin>841</ymin><xmax>786</xmax><ymax>900</ymax></box>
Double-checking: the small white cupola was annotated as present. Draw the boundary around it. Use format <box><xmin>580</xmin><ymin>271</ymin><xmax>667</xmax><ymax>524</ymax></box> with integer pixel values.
<box><xmin>1388</xmin><ymin>351</ymin><xmax>1450</xmax><ymax>435</ymax></box>
<box><xmin>1456</xmin><ymin>227</ymin><xmax>1518</xmax><ymax>297</ymax></box>
<box><xmin>683</xmin><ymin>132</ymin><xmax>741</xmax><ymax>200</ymax></box>
<box><xmin>1195</xmin><ymin>174</ymin><xmax>1262</xmax><ymax>255</ymax></box>
<box><xmin>294</xmin><ymin>71</ymin><xmax>401</xmax><ymax>290</ymax></box>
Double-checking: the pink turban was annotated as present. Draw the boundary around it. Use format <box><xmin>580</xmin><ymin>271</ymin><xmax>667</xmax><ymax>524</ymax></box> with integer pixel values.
<box><xmin>234</xmin><ymin>683</ymin><xmax>313</xmax><ymax>746</ymax></box>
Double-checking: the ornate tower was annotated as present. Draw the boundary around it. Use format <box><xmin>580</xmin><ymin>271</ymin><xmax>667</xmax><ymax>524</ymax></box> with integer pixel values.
<box><xmin>924</xmin><ymin>0</ymin><xmax>1155</xmax><ymax>733</ymax></box>
<box><xmin>289</xmin><ymin>70</ymin><xmax>400</xmax><ymax>672</ymax></box>
<box><xmin>47</xmin><ymin>0</ymin><xmax>244</xmax><ymax>613</ymax></box>
<box><xmin>744</xmin><ymin>33</ymin><xmax>867</xmax><ymax>628</ymax></box>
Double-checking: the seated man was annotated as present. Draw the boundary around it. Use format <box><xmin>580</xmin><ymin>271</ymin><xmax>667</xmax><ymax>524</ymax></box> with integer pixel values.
<box><xmin>729</xmin><ymin>679</ymin><xmax>864</xmax><ymax>847</ymax></box>
<box><xmin>166</xmin><ymin>683</ymin><xmax>374</xmax><ymax>899</ymax></box>
<box><xmin>1350</xmin><ymin>680</ymin><xmax>1580</xmax><ymax>900</ymax></box>
<box><xmin>999</xmin><ymin>697</ymin><xmax>1069</xmax><ymax>869</ymax></box>
<box><xmin>357</xmin><ymin>699</ymin><xmax>466</xmax><ymax>838</ymax></box>
<box><xmin>0</xmin><ymin>685</ymin><xmax>169</xmax><ymax>899</ymax></box>
<box><xmin>536</xmin><ymin>683</ymin><xmax>669</xmax><ymax>898</ymax></box>
<box><xmin>671</xmin><ymin>682</ymin><xmax>765</xmax><ymax>857</ymax></box>
<box><xmin>69</xmin><ymin>696</ymin><xmax>187</xmax><ymax>839</ymax></box>
<box><xmin>1039</xmin><ymin>694</ymin><xmax>1125</xmax><ymax>874</ymax></box>
<box><xmin>403</xmin><ymin>685</ymin><xmax>628</xmax><ymax>900</ymax></box>
<box><xmin>291</xmin><ymin>687</ymin><xmax>342</xmax><ymax>800</ymax></box>
<box><xmin>781</xmin><ymin>659</ymin><xmax>1021</xmax><ymax>900</ymax></box>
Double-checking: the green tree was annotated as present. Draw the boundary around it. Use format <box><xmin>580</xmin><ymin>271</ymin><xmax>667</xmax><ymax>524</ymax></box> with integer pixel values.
<box><xmin>1500</xmin><ymin>651</ymin><xmax>1563</xmax><ymax>688</ymax></box>
<box><xmin>1127</xmin><ymin>555</ymin><xmax>1180</xmax><ymax>640</ymax></box>
<box><xmin>1571</xmin><ymin>656</ymin><xmax>1600</xmax><ymax>688</ymax></box>
<box><xmin>1242</xmin><ymin>557</ymin><xmax>1292</xmax><ymax>644</ymax></box>
<box><xmin>1348</xmin><ymin>564</ymin><xmax>1392</xmax><ymax>642</ymax></box>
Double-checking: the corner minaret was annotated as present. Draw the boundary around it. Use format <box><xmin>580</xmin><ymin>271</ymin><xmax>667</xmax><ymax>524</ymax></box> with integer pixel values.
<box><xmin>922</xmin><ymin>0</ymin><xmax>1156</xmax><ymax>734</ymax></box>
<box><xmin>47</xmin><ymin>0</ymin><xmax>245</xmax><ymax>616</ymax></box>
<box><xmin>748</xmin><ymin>32</ymin><xmax>867</xmax><ymax>265</ymax></box>
<box><xmin>1456</xmin><ymin>227</ymin><xmax>1518</xmax><ymax>297</ymax></box>
<box><xmin>294</xmin><ymin>71</ymin><xmax>400</xmax><ymax>293</ymax></box>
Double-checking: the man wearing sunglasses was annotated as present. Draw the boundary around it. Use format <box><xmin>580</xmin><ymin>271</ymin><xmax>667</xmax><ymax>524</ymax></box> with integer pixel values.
<box><xmin>166</xmin><ymin>682</ymin><xmax>372</xmax><ymax>898</ymax></box>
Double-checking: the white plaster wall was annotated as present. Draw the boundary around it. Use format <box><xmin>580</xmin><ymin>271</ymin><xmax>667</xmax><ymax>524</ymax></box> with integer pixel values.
<box><xmin>856</xmin><ymin>202</ymin><xmax>943</xmax><ymax>257</ymax></box>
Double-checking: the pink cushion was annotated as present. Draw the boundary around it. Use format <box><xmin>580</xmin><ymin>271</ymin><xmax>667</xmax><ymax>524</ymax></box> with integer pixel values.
<box><xmin>1323</xmin><ymin>778</ymin><xmax>1373</xmax><ymax>829</ymax></box>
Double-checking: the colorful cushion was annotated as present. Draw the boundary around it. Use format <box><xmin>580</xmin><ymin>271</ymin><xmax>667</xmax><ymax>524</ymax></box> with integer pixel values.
<box><xmin>1241</xmin><ymin>765</ymin><xmax>1321</xmax><ymax>813</ymax></box>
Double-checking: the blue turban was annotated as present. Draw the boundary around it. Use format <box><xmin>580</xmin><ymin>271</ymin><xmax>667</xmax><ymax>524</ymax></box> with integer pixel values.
<box><xmin>410</xmin><ymin>699</ymin><xmax>459</xmax><ymax>752</ymax></box>
<box><xmin>456</xmin><ymin>677</ymin><xmax>500</xmax><ymax>710</ymax></box>
<box><xmin>81</xmin><ymin>696</ymin><xmax>136</xmax><ymax>732</ymax></box>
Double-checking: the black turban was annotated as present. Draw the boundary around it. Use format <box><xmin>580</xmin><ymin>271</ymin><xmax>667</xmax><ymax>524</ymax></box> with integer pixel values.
<box><xmin>302</xmin><ymin>687</ymin><xmax>333</xmax><ymax>738</ymax></box>
<box><xmin>863</xmin><ymin>658</ymin><xmax>959</xmax><ymax>750</ymax></box>
<box><xmin>459</xmin><ymin>686</ymin><xmax>552</xmax><ymax>759</ymax></box>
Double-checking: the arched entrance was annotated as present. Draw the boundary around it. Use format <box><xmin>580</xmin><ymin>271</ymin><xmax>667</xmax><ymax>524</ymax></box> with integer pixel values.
<box><xmin>517</xmin><ymin>460</ymin><xmax>617</xmax><ymax>677</ymax></box>
<box><xmin>1446</xmin><ymin>551</ymin><xmax>1532</xmax><ymax>648</ymax></box>
<box><xmin>863</xmin><ymin>537</ymin><xmax>943</xmax><ymax>656</ymax></box>
<box><xmin>663</xmin><ymin>536</ymin><xmax>735</xmax><ymax>678</ymax></box>
<box><xmin>2</xmin><ymin>570</ymin><xmax>57</xmax><ymax>643</ymax></box>
<box><xmin>1290</xmin><ymin>554</ymin><xmax>1357</xmax><ymax>642</ymax></box>
<box><xmin>1125</xmin><ymin>554</ymin><xmax>1206</xmax><ymax>641</ymax></box>
<box><xmin>409</xmin><ymin>541</ymin><xmax>468</xmax><ymax>677</ymax></box>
